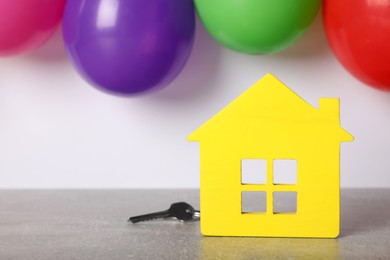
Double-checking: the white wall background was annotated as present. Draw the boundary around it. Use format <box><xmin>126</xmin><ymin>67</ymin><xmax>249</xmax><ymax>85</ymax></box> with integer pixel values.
<box><xmin>1</xmin><ymin>13</ymin><xmax>390</xmax><ymax>189</ymax></box>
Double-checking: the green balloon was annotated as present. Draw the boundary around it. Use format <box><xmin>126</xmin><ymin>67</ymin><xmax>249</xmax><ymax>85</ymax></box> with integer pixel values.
<box><xmin>195</xmin><ymin>0</ymin><xmax>321</xmax><ymax>54</ymax></box>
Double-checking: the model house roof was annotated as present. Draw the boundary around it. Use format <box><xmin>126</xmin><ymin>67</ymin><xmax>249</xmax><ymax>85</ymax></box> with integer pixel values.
<box><xmin>188</xmin><ymin>73</ymin><xmax>353</xmax><ymax>143</ymax></box>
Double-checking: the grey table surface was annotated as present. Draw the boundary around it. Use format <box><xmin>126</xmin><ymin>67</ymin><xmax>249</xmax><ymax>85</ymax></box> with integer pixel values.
<box><xmin>0</xmin><ymin>189</ymin><xmax>389</xmax><ymax>260</ymax></box>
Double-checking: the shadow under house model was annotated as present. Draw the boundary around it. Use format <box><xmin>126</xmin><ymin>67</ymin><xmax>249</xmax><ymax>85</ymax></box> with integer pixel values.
<box><xmin>188</xmin><ymin>73</ymin><xmax>353</xmax><ymax>238</ymax></box>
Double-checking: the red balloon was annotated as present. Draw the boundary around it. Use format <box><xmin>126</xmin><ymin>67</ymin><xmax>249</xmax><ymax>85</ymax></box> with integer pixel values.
<box><xmin>0</xmin><ymin>0</ymin><xmax>66</xmax><ymax>57</ymax></box>
<box><xmin>323</xmin><ymin>0</ymin><xmax>390</xmax><ymax>91</ymax></box>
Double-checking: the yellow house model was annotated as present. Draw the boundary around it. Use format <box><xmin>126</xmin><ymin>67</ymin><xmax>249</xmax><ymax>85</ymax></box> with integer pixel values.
<box><xmin>188</xmin><ymin>74</ymin><xmax>353</xmax><ymax>238</ymax></box>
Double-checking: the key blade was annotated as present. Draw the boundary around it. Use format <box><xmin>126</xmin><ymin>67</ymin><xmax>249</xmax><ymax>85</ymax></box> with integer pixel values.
<box><xmin>128</xmin><ymin>210</ymin><xmax>170</xmax><ymax>223</ymax></box>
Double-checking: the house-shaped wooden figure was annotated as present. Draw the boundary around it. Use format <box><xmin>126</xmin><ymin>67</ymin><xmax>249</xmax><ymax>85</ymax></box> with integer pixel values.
<box><xmin>188</xmin><ymin>74</ymin><xmax>353</xmax><ymax>238</ymax></box>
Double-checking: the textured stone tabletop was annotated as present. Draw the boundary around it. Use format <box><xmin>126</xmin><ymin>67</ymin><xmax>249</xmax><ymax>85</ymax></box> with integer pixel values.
<box><xmin>0</xmin><ymin>189</ymin><xmax>389</xmax><ymax>259</ymax></box>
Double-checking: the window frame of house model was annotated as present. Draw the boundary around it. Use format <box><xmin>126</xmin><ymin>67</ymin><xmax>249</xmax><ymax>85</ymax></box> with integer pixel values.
<box><xmin>241</xmin><ymin>158</ymin><xmax>298</xmax><ymax>214</ymax></box>
<box><xmin>188</xmin><ymin>73</ymin><xmax>354</xmax><ymax>238</ymax></box>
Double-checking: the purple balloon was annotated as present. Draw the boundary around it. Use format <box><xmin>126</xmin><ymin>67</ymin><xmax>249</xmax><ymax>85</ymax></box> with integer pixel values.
<box><xmin>63</xmin><ymin>0</ymin><xmax>195</xmax><ymax>96</ymax></box>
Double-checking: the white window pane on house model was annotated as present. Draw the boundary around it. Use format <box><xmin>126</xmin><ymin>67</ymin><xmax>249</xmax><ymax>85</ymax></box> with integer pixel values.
<box><xmin>241</xmin><ymin>159</ymin><xmax>267</xmax><ymax>184</ymax></box>
<box><xmin>273</xmin><ymin>192</ymin><xmax>297</xmax><ymax>213</ymax></box>
<box><xmin>273</xmin><ymin>159</ymin><xmax>297</xmax><ymax>184</ymax></box>
<box><xmin>242</xmin><ymin>191</ymin><xmax>267</xmax><ymax>213</ymax></box>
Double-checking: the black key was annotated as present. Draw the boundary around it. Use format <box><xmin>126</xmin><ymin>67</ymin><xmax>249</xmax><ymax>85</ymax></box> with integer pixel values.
<box><xmin>128</xmin><ymin>202</ymin><xmax>196</xmax><ymax>223</ymax></box>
